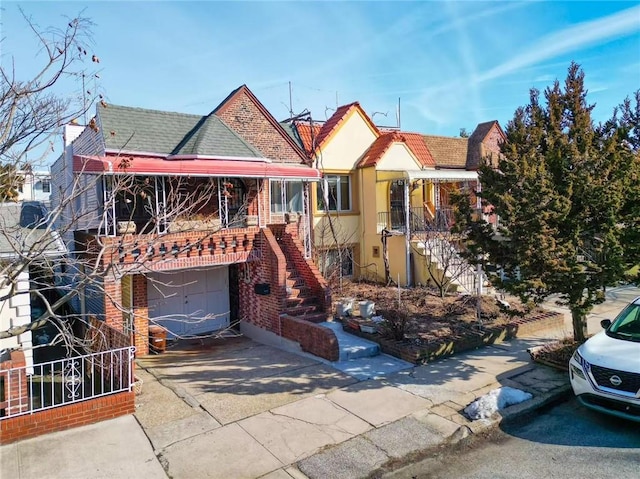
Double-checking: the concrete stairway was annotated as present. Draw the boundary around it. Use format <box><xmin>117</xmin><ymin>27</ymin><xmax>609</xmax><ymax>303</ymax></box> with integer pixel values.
<box><xmin>319</xmin><ymin>321</ymin><xmax>412</xmax><ymax>380</ymax></box>
<box><xmin>319</xmin><ymin>321</ymin><xmax>380</xmax><ymax>361</ymax></box>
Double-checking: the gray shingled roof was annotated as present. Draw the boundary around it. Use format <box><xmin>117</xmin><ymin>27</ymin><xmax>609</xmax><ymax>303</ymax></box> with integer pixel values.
<box><xmin>0</xmin><ymin>202</ymin><xmax>66</xmax><ymax>258</ymax></box>
<box><xmin>98</xmin><ymin>104</ymin><xmax>264</xmax><ymax>158</ymax></box>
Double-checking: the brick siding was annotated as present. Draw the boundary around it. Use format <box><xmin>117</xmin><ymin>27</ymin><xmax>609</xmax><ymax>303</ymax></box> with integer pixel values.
<box><xmin>273</xmin><ymin>223</ymin><xmax>332</xmax><ymax>313</ymax></box>
<box><xmin>215</xmin><ymin>89</ymin><xmax>306</xmax><ymax>164</ymax></box>
<box><xmin>280</xmin><ymin>315</ymin><xmax>339</xmax><ymax>361</ymax></box>
<box><xmin>239</xmin><ymin>228</ymin><xmax>287</xmax><ymax>334</ymax></box>
<box><xmin>0</xmin><ymin>392</ymin><xmax>135</xmax><ymax>445</ymax></box>
<box><xmin>0</xmin><ymin>351</ymin><xmax>28</xmax><ymax>417</ymax></box>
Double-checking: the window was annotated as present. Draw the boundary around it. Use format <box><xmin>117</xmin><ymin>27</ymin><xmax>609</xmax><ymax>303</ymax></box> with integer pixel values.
<box><xmin>319</xmin><ymin>247</ymin><xmax>354</xmax><ymax>278</ymax></box>
<box><xmin>41</xmin><ymin>179</ymin><xmax>51</xmax><ymax>193</ymax></box>
<box><xmin>318</xmin><ymin>175</ymin><xmax>351</xmax><ymax>211</ymax></box>
<box><xmin>271</xmin><ymin>180</ymin><xmax>303</xmax><ymax>213</ymax></box>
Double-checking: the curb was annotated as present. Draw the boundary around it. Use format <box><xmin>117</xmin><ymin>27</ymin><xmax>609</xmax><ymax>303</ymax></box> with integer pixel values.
<box><xmin>300</xmin><ymin>384</ymin><xmax>572</xmax><ymax>479</ymax></box>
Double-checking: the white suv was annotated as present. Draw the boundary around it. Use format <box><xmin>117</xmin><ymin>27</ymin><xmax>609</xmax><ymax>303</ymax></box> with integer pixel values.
<box><xmin>569</xmin><ymin>296</ymin><xmax>640</xmax><ymax>421</ymax></box>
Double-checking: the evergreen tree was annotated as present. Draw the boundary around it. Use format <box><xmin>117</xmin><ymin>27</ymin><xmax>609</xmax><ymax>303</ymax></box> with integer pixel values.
<box><xmin>454</xmin><ymin>63</ymin><xmax>639</xmax><ymax>342</ymax></box>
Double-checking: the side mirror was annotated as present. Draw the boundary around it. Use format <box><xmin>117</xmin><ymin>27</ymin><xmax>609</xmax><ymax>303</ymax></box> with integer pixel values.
<box><xmin>600</xmin><ymin>319</ymin><xmax>612</xmax><ymax>329</ymax></box>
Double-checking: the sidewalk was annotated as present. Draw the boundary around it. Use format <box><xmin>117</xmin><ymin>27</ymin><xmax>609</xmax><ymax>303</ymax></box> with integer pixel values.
<box><xmin>2</xmin><ymin>285</ymin><xmax>638</xmax><ymax>479</ymax></box>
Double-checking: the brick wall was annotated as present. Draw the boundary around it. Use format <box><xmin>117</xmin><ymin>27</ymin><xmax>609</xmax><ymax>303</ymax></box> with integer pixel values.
<box><xmin>280</xmin><ymin>315</ymin><xmax>339</xmax><ymax>361</ymax></box>
<box><xmin>0</xmin><ymin>392</ymin><xmax>135</xmax><ymax>445</ymax></box>
<box><xmin>132</xmin><ymin>274</ymin><xmax>149</xmax><ymax>354</ymax></box>
<box><xmin>276</xmin><ymin>223</ymin><xmax>332</xmax><ymax>313</ymax></box>
<box><xmin>0</xmin><ymin>351</ymin><xmax>28</xmax><ymax>417</ymax></box>
<box><xmin>100</xmin><ymin>228</ymin><xmax>261</xmax><ymax>271</ymax></box>
<box><xmin>239</xmin><ymin>229</ymin><xmax>286</xmax><ymax>334</ymax></box>
<box><xmin>348</xmin><ymin>310</ymin><xmax>564</xmax><ymax>364</ymax></box>
<box><xmin>215</xmin><ymin>88</ymin><xmax>306</xmax><ymax>164</ymax></box>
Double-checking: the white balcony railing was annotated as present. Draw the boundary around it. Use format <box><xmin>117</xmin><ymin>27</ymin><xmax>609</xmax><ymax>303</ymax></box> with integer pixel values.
<box><xmin>0</xmin><ymin>346</ymin><xmax>135</xmax><ymax>419</ymax></box>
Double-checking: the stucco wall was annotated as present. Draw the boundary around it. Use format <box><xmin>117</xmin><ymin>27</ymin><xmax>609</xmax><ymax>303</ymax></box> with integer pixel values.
<box><xmin>376</xmin><ymin>143</ymin><xmax>421</xmax><ymax>171</ymax></box>
<box><xmin>318</xmin><ymin>111</ymin><xmax>377</xmax><ymax>170</ymax></box>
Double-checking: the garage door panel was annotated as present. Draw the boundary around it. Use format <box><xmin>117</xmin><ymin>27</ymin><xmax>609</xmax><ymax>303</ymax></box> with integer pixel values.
<box><xmin>148</xmin><ymin>267</ymin><xmax>230</xmax><ymax>338</ymax></box>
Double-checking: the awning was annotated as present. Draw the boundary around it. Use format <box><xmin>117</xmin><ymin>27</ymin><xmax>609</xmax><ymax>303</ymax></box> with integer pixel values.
<box><xmin>376</xmin><ymin>169</ymin><xmax>478</xmax><ymax>182</ymax></box>
<box><xmin>73</xmin><ymin>155</ymin><xmax>322</xmax><ymax>180</ymax></box>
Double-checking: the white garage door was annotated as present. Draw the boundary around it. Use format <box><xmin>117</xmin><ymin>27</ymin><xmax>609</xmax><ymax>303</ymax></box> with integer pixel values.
<box><xmin>147</xmin><ymin>267</ymin><xmax>230</xmax><ymax>338</ymax></box>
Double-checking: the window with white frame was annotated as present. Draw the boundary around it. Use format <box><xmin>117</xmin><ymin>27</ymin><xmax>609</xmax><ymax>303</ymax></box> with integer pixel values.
<box><xmin>319</xmin><ymin>247</ymin><xmax>354</xmax><ymax>278</ymax></box>
<box><xmin>41</xmin><ymin>179</ymin><xmax>51</xmax><ymax>193</ymax></box>
<box><xmin>318</xmin><ymin>175</ymin><xmax>350</xmax><ymax>211</ymax></box>
<box><xmin>270</xmin><ymin>180</ymin><xmax>303</xmax><ymax>213</ymax></box>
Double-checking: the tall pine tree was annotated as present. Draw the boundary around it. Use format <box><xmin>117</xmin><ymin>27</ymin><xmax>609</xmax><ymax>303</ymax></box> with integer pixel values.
<box><xmin>454</xmin><ymin>63</ymin><xmax>639</xmax><ymax>342</ymax></box>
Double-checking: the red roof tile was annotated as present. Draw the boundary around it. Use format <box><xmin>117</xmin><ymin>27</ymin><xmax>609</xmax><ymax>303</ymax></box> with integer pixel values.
<box><xmin>293</xmin><ymin>121</ymin><xmax>322</xmax><ymax>153</ymax></box>
<box><xmin>357</xmin><ymin>132</ymin><xmax>436</xmax><ymax>169</ymax></box>
<box><xmin>401</xmin><ymin>132</ymin><xmax>436</xmax><ymax>167</ymax></box>
<box><xmin>357</xmin><ymin>133</ymin><xmax>400</xmax><ymax>168</ymax></box>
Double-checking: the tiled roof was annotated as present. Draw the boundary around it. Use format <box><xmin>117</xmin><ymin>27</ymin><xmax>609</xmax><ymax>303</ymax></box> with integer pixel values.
<box><xmin>422</xmin><ymin>135</ymin><xmax>469</xmax><ymax>168</ymax></box>
<box><xmin>292</xmin><ymin>121</ymin><xmax>323</xmax><ymax>153</ymax></box>
<box><xmin>401</xmin><ymin>132</ymin><xmax>436</xmax><ymax>167</ymax></box>
<box><xmin>98</xmin><ymin>104</ymin><xmax>263</xmax><ymax>158</ymax></box>
<box><xmin>358</xmin><ymin>131</ymin><xmax>437</xmax><ymax>169</ymax></box>
<box><xmin>357</xmin><ymin>133</ymin><xmax>401</xmax><ymax>168</ymax></box>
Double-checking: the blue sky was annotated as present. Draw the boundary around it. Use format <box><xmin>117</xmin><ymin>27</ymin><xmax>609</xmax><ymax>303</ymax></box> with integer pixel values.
<box><xmin>2</xmin><ymin>1</ymin><xmax>639</xmax><ymax>164</ymax></box>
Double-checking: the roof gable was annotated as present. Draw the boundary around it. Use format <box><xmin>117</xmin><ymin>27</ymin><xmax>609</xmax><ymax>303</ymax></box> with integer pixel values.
<box><xmin>358</xmin><ymin>132</ymin><xmax>434</xmax><ymax>170</ymax></box>
<box><xmin>357</xmin><ymin>133</ymin><xmax>399</xmax><ymax>168</ymax></box>
<box><xmin>213</xmin><ymin>85</ymin><xmax>308</xmax><ymax>163</ymax></box>
<box><xmin>467</xmin><ymin>120</ymin><xmax>505</xmax><ymax>169</ymax></box>
<box><xmin>315</xmin><ymin>102</ymin><xmax>380</xmax><ymax>150</ymax></box>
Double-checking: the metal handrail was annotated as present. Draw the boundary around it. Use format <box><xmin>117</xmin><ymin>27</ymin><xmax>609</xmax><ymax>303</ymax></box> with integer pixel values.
<box><xmin>0</xmin><ymin>346</ymin><xmax>135</xmax><ymax>420</ymax></box>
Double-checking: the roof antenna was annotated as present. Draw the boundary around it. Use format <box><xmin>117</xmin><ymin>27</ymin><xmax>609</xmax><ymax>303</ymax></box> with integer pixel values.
<box><xmin>288</xmin><ymin>81</ymin><xmax>294</xmax><ymax>118</ymax></box>
<box><xmin>396</xmin><ymin>97</ymin><xmax>401</xmax><ymax>130</ymax></box>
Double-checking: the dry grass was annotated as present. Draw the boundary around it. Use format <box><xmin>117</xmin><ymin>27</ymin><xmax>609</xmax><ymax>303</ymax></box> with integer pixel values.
<box><xmin>332</xmin><ymin>279</ymin><xmax>541</xmax><ymax>343</ymax></box>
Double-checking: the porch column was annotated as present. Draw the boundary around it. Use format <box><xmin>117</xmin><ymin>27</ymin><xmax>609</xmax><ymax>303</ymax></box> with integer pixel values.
<box><xmin>404</xmin><ymin>180</ymin><xmax>411</xmax><ymax>286</ymax></box>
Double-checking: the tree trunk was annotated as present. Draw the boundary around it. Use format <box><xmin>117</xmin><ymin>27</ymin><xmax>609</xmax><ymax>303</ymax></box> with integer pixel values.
<box><xmin>571</xmin><ymin>308</ymin><xmax>588</xmax><ymax>342</ymax></box>
<box><xmin>381</xmin><ymin>230</ymin><xmax>390</xmax><ymax>285</ymax></box>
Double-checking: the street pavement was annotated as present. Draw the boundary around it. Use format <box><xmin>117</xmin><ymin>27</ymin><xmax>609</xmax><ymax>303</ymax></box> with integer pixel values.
<box><xmin>1</xmin><ymin>285</ymin><xmax>638</xmax><ymax>479</ymax></box>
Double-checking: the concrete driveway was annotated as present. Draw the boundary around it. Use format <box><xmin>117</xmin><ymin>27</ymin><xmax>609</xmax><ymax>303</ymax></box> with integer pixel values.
<box><xmin>134</xmin><ymin>335</ymin><xmax>363</xmax><ymax>478</ymax></box>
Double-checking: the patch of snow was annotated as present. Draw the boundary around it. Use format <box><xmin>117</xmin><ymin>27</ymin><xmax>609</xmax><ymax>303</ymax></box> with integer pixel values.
<box><xmin>464</xmin><ymin>386</ymin><xmax>533</xmax><ymax>420</ymax></box>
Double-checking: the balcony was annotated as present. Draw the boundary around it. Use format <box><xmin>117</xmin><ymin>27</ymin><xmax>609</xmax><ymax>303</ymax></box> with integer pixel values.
<box><xmin>377</xmin><ymin>207</ymin><xmax>455</xmax><ymax>234</ymax></box>
<box><xmin>103</xmin><ymin>176</ymin><xmax>262</xmax><ymax>237</ymax></box>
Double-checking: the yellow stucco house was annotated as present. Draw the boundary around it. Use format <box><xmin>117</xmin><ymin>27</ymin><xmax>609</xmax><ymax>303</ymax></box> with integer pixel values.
<box><xmin>286</xmin><ymin>105</ymin><xmax>505</xmax><ymax>291</ymax></box>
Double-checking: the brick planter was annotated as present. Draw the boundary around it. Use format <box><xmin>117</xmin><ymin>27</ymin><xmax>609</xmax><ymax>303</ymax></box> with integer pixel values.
<box><xmin>345</xmin><ymin>310</ymin><xmax>564</xmax><ymax>365</ymax></box>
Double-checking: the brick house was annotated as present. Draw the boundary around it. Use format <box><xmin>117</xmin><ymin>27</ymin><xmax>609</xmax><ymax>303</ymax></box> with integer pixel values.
<box><xmin>50</xmin><ymin>87</ymin><xmax>337</xmax><ymax>359</ymax></box>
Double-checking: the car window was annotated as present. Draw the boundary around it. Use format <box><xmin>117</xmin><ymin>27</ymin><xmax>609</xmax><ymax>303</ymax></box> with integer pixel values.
<box><xmin>608</xmin><ymin>303</ymin><xmax>640</xmax><ymax>342</ymax></box>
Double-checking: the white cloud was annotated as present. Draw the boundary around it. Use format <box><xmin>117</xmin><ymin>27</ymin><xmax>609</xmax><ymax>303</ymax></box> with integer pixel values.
<box><xmin>476</xmin><ymin>5</ymin><xmax>640</xmax><ymax>83</ymax></box>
